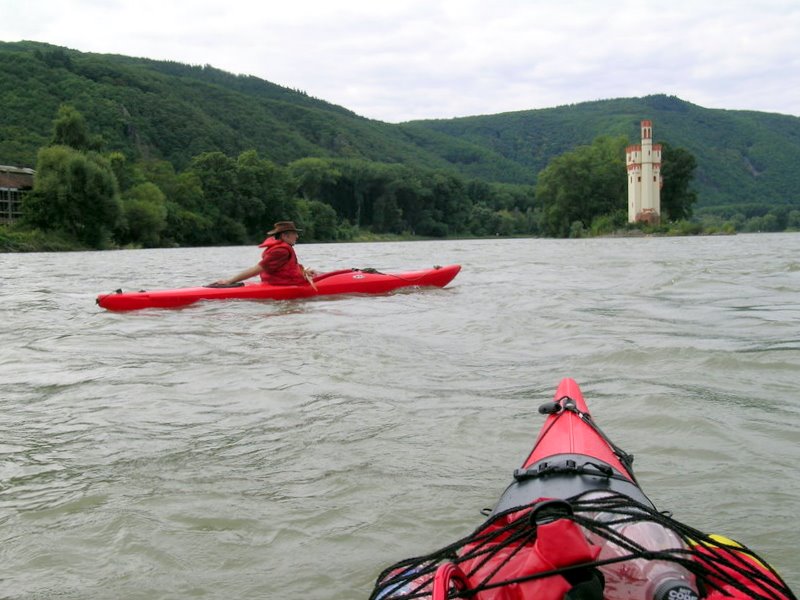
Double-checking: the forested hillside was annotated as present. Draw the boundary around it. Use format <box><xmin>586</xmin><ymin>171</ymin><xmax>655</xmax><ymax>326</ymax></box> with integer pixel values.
<box><xmin>406</xmin><ymin>95</ymin><xmax>800</xmax><ymax>208</ymax></box>
<box><xmin>2</xmin><ymin>41</ymin><xmax>800</xmax><ymax>211</ymax></box>
<box><xmin>0</xmin><ymin>41</ymin><xmax>528</xmax><ymax>181</ymax></box>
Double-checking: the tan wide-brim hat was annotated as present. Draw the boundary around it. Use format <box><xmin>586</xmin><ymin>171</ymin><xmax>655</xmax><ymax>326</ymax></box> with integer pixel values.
<box><xmin>259</xmin><ymin>221</ymin><xmax>302</xmax><ymax>247</ymax></box>
<box><xmin>266</xmin><ymin>221</ymin><xmax>302</xmax><ymax>235</ymax></box>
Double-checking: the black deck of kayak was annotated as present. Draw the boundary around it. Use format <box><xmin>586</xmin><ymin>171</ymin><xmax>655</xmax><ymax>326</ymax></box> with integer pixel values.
<box><xmin>491</xmin><ymin>453</ymin><xmax>654</xmax><ymax>516</ymax></box>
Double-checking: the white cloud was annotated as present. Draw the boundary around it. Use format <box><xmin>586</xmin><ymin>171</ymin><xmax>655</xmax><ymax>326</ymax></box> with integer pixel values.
<box><xmin>1</xmin><ymin>0</ymin><xmax>799</xmax><ymax>121</ymax></box>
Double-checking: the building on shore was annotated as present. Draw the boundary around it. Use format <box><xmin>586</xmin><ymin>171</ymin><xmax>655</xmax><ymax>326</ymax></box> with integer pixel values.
<box><xmin>0</xmin><ymin>165</ymin><xmax>34</xmax><ymax>225</ymax></box>
<box><xmin>626</xmin><ymin>120</ymin><xmax>661</xmax><ymax>224</ymax></box>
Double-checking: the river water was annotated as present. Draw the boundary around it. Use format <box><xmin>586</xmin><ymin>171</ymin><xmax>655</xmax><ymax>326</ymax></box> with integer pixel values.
<box><xmin>1</xmin><ymin>233</ymin><xmax>798</xmax><ymax>599</ymax></box>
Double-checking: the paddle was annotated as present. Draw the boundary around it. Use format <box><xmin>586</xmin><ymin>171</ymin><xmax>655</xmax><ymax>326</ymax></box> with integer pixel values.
<box><xmin>204</xmin><ymin>282</ymin><xmax>245</xmax><ymax>288</ymax></box>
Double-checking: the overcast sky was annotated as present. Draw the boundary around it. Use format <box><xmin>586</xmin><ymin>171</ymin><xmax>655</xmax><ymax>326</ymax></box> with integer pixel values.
<box><xmin>3</xmin><ymin>0</ymin><xmax>799</xmax><ymax>123</ymax></box>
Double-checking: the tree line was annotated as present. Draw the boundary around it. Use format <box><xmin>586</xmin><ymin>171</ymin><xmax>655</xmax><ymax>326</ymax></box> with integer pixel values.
<box><xmin>19</xmin><ymin>105</ymin><xmax>543</xmax><ymax>249</ymax></box>
<box><xmin>10</xmin><ymin>103</ymin><xmax>763</xmax><ymax>250</ymax></box>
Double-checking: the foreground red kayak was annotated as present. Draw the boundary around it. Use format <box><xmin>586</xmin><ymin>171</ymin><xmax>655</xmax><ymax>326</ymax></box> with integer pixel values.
<box><xmin>371</xmin><ymin>379</ymin><xmax>795</xmax><ymax>600</ymax></box>
<box><xmin>96</xmin><ymin>264</ymin><xmax>460</xmax><ymax>311</ymax></box>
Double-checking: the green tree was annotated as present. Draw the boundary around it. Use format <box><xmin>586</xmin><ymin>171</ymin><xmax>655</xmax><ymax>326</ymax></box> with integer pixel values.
<box><xmin>744</xmin><ymin>213</ymin><xmax>780</xmax><ymax>232</ymax></box>
<box><xmin>189</xmin><ymin>152</ymin><xmax>237</xmax><ymax>213</ymax></box>
<box><xmin>430</xmin><ymin>172</ymin><xmax>470</xmax><ymax>234</ymax></box>
<box><xmin>466</xmin><ymin>180</ymin><xmax>493</xmax><ymax>206</ymax></box>
<box><xmin>536</xmin><ymin>136</ymin><xmax>628</xmax><ymax>237</ymax></box>
<box><xmin>787</xmin><ymin>210</ymin><xmax>800</xmax><ymax>230</ymax></box>
<box><xmin>372</xmin><ymin>191</ymin><xmax>403</xmax><ymax>233</ymax></box>
<box><xmin>295</xmin><ymin>198</ymin><xmax>339</xmax><ymax>240</ymax></box>
<box><xmin>659</xmin><ymin>143</ymin><xmax>698</xmax><ymax>221</ymax></box>
<box><xmin>164</xmin><ymin>203</ymin><xmax>214</xmax><ymax>247</ymax></box>
<box><xmin>137</xmin><ymin>159</ymin><xmax>179</xmax><ymax>195</ymax></box>
<box><xmin>118</xmin><ymin>182</ymin><xmax>168</xmax><ymax>247</ymax></box>
<box><xmin>188</xmin><ymin>151</ymin><xmax>241</xmax><ymax>244</ymax></box>
<box><xmin>390</xmin><ymin>170</ymin><xmax>427</xmax><ymax>232</ymax></box>
<box><xmin>235</xmin><ymin>150</ymin><xmax>296</xmax><ymax>237</ymax></box>
<box><xmin>51</xmin><ymin>104</ymin><xmax>100</xmax><ymax>151</ymax></box>
<box><xmin>170</xmin><ymin>171</ymin><xmax>206</xmax><ymax>213</ymax></box>
<box><xmin>288</xmin><ymin>157</ymin><xmax>342</xmax><ymax>202</ymax></box>
<box><xmin>24</xmin><ymin>145</ymin><xmax>121</xmax><ymax>248</ymax></box>
<box><xmin>767</xmin><ymin>206</ymin><xmax>790</xmax><ymax>231</ymax></box>
<box><xmin>122</xmin><ymin>158</ymin><xmax>212</xmax><ymax>245</ymax></box>
<box><xmin>108</xmin><ymin>152</ymin><xmax>136</xmax><ymax>192</ymax></box>
<box><xmin>590</xmin><ymin>210</ymin><xmax>627</xmax><ymax>236</ymax></box>
<box><xmin>495</xmin><ymin>209</ymin><xmax>519</xmax><ymax>236</ymax></box>
<box><xmin>187</xmin><ymin>150</ymin><xmax>300</xmax><ymax>244</ymax></box>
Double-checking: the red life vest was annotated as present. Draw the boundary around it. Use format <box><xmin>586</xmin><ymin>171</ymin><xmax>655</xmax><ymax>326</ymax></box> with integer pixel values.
<box><xmin>258</xmin><ymin>238</ymin><xmax>307</xmax><ymax>286</ymax></box>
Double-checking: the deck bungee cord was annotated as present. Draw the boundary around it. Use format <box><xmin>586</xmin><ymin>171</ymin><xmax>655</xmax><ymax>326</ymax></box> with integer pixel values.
<box><xmin>371</xmin><ymin>494</ymin><xmax>796</xmax><ymax>600</ymax></box>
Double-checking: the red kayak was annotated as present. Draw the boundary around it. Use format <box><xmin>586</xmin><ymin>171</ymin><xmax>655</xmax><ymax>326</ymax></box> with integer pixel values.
<box><xmin>371</xmin><ymin>378</ymin><xmax>795</xmax><ymax>600</ymax></box>
<box><xmin>96</xmin><ymin>264</ymin><xmax>460</xmax><ymax>311</ymax></box>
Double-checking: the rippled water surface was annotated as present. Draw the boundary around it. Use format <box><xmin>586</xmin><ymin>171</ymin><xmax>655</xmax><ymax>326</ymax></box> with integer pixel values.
<box><xmin>1</xmin><ymin>234</ymin><xmax>799</xmax><ymax>598</ymax></box>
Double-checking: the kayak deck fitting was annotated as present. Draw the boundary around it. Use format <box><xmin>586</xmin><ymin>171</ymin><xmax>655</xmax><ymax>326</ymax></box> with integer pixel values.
<box><xmin>96</xmin><ymin>264</ymin><xmax>461</xmax><ymax>311</ymax></box>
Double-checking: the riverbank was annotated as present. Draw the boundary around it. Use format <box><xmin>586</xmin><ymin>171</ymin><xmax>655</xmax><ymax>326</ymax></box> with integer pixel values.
<box><xmin>0</xmin><ymin>227</ymin><xmax>83</xmax><ymax>252</ymax></box>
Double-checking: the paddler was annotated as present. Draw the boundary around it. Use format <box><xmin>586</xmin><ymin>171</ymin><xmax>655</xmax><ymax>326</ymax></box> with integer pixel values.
<box><xmin>211</xmin><ymin>221</ymin><xmax>318</xmax><ymax>287</ymax></box>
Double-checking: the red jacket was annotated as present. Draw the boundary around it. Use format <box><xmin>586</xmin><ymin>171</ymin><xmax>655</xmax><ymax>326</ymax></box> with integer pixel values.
<box><xmin>258</xmin><ymin>238</ymin><xmax>308</xmax><ymax>286</ymax></box>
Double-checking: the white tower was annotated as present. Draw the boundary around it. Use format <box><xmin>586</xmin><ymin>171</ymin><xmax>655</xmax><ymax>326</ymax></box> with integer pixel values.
<box><xmin>626</xmin><ymin>120</ymin><xmax>662</xmax><ymax>224</ymax></box>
